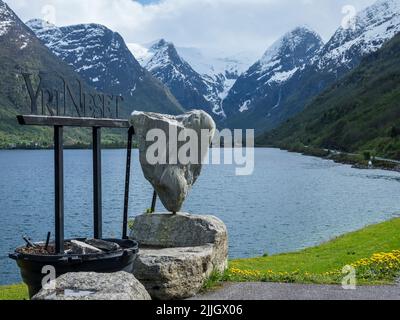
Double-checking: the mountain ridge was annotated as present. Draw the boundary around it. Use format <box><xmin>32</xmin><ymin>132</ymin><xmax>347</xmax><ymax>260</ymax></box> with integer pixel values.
<box><xmin>129</xmin><ymin>39</ymin><xmax>232</xmax><ymax>120</ymax></box>
<box><xmin>257</xmin><ymin>31</ymin><xmax>400</xmax><ymax>160</ymax></box>
<box><xmin>141</xmin><ymin>39</ymin><xmax>225</xmax><ymax>117</ymax></box>
<box><xmin>222</xmin><ymin>26</ymin><xmax>324</xmax><ymax>131</ymax></box>
<box><xmin>223</xmin><ymin>0</ymin><xmax>400</xmax><ymax>133</ymax></box>
<box><xmin>0</xmin><ymin>1</ymin><xmax>120</xmax><ymax>148</ymax></box>
<box><xmin>26</xmin><ymin>19</ymin><xmax>184</xmax><ymax>117</ymax></box>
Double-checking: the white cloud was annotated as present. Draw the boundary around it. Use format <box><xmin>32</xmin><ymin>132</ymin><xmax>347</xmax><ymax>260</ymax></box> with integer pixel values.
<box><xmin>5</xmin><ymin>0</ymin><xmax>377</xmax><ymax>59</ymax></box>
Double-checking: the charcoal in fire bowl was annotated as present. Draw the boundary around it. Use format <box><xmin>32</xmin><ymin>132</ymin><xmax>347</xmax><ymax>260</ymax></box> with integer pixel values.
<box><xmin>9</xmin><ymin>238</ymin><xmax>138</xmax><ymax>299</ymax></box>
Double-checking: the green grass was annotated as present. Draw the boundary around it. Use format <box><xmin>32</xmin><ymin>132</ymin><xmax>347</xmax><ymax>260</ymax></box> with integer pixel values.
<box><xmin>201</xmin><ymin>271</ymin><xmax>225</xmax><ymax>293</ymax></box>
<box><xmin>0</xmin><ymin>284</ymin><xmax>29</xmax><ymax>300</ymax></box>
<box><xmin>227</xmin><ymin>218</ymin><xmax>400</xmax><ymax>285</ymax></box>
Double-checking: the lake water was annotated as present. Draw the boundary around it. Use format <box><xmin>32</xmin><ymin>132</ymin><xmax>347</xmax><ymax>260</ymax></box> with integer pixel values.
<box><xmin>1</xmin><ymin>148</ymin><xmax>400</xmax><ymax>285</ymax></box>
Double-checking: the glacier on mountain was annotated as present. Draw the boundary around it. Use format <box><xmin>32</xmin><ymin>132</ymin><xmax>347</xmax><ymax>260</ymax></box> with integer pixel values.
<box><xmin>128</xmin><ymin>39</ymin><xmax>254</xmax><ymax>118</ymax></box>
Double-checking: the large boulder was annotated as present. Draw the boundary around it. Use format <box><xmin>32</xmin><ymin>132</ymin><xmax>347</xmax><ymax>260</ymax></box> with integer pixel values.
<box><xmin>133</xmin><ymin>245</ymin><xmax>216</xmax><ymax>300</ymax></box>
<box><xmin>130</xmin><ymin>110</ymin><xmax>216</xmax><ymax>213</ymax></box>
<box><xmin>130</xmin><ymin>213</ymin><xmax>228</xmax><ymax>300</ymax></box>
<box><xmin>32</xmin><ymin>272</ymin><xmax>151</xmax><ymax>300</ymax></box>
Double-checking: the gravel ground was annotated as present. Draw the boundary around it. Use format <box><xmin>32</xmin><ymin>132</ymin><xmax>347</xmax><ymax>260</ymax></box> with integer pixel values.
<box><xmin>191</xmin><ymin>281</ymin><xmax>400</xmax><ymax>300</ymax></box>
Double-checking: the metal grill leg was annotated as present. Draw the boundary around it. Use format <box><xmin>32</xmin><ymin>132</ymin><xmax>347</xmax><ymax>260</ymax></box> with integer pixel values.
<box><xmin>123</xmin><ymin>127</ymin><xmax>135</xmax><ymax>239</ymax></box>
<box><xmin>54</xmin><ymin>125</ymin><xmax>64</xmax><ymax>254</ymax></box>
<box><xmin>93</xmin><ymin>127</ymin><xmax>102</xmax><ymax>239</ymax></box>
<box><xmin>151</xmin><ymin>190</ymin><xmax>157</xmax><ymax>213</ymax></box>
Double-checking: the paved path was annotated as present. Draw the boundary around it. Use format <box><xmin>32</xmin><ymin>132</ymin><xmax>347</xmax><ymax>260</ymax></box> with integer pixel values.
<box><xmin>191</xmin><ymin>282</ymin><xmax>400</xmax><ymax>300</ymax></box>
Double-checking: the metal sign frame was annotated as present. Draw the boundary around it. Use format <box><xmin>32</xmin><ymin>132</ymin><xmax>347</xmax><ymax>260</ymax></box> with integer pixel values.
<box><xmin>17</xmin><ymin>114</ymin><xmax>131</xmax><ymax>254</ymax></box>
<box><xmin>16</xmin><ymin>72</ymin><xmax>160</xmax><ymax>253</ymax></box>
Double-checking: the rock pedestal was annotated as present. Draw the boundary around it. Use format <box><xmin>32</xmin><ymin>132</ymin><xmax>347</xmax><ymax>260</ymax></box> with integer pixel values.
<box><xmin>32</xmin><ymin>272</ymin><xmax>151</xmax><ymax>300</ymax></box>
<box><xmin>130</xmin><ymin>213</ymin><xmax>228</xmax><ymax>300</ymax></box>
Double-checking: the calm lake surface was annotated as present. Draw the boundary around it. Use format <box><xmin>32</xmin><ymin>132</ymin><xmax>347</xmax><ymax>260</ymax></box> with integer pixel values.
<box><xmin>1</xmin><ymin>148</ymin><xmax>400</xmax><ymax>285</ymax></box>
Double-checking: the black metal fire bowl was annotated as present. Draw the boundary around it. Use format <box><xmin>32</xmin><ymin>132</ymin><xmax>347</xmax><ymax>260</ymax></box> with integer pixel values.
<box><xmin>9</xmin><ymin>238</ymin><xmax>139</xmax><ymax>299</ymax></box>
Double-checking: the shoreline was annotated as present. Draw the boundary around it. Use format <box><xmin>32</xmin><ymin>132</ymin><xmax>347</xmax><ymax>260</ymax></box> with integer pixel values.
<box><xmin>258</xmin><ymin>144</ymin><xmax>400</xmax><ymax>173</ymax></box>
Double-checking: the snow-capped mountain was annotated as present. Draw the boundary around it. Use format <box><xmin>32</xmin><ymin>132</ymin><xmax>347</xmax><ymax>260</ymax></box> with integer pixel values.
<box><xmin>128</xmin><ymin>40</ymin><xmax>254</xmax><ymax>119</ymax></box>
<box><xmin>317</xmin><ymin>0</ymin><xmax>400</xmax><ymax>73</ymax></box>
<box><xmin>27</xmin><ymin>19</ymin><xmax>142</xmax><ymax>96</ymax></box>
<box><xmin>129</xmin><ymin>40</ymin><xmax>223</xmax><ymax>118</ymax></box>
<box><xmin>0</xmin><ymin>1</ymin><xmax>32</xmax><ymax>49</ymax></box>
<box><xmin>224</xmin><ymin>0</ymin><xmax>400</xmax><ymax>132</ymax></box>
<box><xmin>129</xmin><ymin>42</ymin><xmax>253</xmax><ymax>83</ymax></box>
<box><xmin>223</xmin><ymin>26</ymin><xmax>323</xmax><ymax>120</ymax></box>
<box><xmin>27</xmin><ymin>19</ymin><xmax>183</xmax><ymax>116</ymax></box>
<box><xmin>0</xmin><ymin>1</ymin><xmax>14</xmax><ymax>36</ymax></box>
<box><xmin>134</xmin><ymin>39</ymin><xmax>224</xmax><ymax>116</ymax></box>
<box><xmin>0</xmin><ymin>0</ymin><xmax>117</xmax><ymax>145</ymax></box>
<box><xmin>0</xmin><ymin>2</ymin><xmax>94</xmax><ymax>97</ymax></box>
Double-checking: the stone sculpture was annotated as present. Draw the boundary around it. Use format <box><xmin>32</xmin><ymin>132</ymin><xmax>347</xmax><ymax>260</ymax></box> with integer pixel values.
<box><xmin>130</xmin><ymin>110</ymin><xmax>216</xmax><ymax>212</ymax></box>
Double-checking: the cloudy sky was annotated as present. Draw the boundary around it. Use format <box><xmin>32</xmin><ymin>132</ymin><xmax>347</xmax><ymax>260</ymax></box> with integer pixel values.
<box><xmin>6</xmin><ymin>0</ymin><xmax>377</xmax><ymax>59</ymax></box>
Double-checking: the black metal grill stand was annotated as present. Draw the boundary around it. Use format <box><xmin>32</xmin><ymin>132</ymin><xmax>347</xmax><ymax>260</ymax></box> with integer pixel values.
<box><xmin>17</xmin><ymin>115</ymin><xmax>131</xmax><ymax>254</ymax></box>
